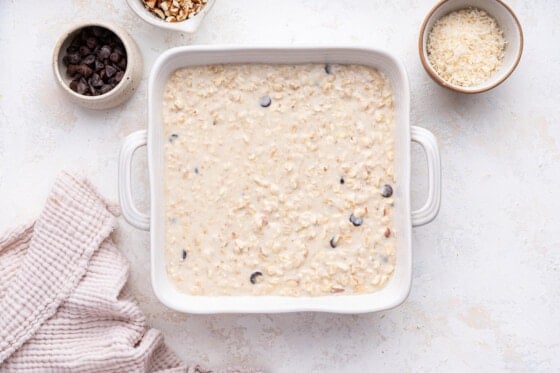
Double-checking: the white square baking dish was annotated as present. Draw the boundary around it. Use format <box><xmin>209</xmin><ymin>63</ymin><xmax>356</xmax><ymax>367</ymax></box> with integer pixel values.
<box><xmin>118</xmin><ymin>46</ymin><xmax>441</xmax><ymax>314</ymax></box>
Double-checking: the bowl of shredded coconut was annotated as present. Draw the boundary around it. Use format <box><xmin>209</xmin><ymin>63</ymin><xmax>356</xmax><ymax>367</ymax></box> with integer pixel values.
<box><xmin>419</xmin><ymin>0</ymin><xmax>523</xmax><ymax>93</ymax></box>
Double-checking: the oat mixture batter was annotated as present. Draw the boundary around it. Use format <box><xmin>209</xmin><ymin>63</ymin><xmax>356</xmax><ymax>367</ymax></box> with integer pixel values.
<box><xmin>163</xmin><ymin>64</ymin><xmax>396</xmax><ymax>296</ymax></box>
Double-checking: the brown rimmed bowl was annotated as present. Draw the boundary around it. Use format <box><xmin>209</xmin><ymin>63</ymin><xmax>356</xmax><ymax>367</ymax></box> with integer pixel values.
<box><xmin>52</xmin><ymin>21</ymin><xmax>143</xmax><ymax>110</ymax></box>
<box><xmin>419</xmin><ymin>0</ymin><xmax>523</xmax><ymax>94</ymax></box>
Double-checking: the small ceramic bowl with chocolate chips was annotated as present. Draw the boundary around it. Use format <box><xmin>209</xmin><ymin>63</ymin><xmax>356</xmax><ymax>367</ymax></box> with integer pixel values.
<box><xmin>52</xmin><ymin>22</ymin><xmax>143</xmax><ymax>110</ymax></box>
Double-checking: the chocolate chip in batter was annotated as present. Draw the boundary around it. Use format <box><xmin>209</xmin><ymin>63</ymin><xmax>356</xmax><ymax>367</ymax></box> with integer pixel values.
<box><xmin>381</xmin><ymin>184</ymin><xmax>393</xmax><ymax>198</ymax></box>
<box><xmin>329</xmin><ymin>236</ymin><xmax>338</xmax><ymax>248</ymax></box>
<box><xmin>250</xmin><ymin>271</ymin><xmax>263</xmax><ymax>284</ymax></box>
<box><xmin>169</xmin><ymin>133</ymin><xmax>179</xmax><ymax>143</ymax></box>
<box><xmin>339</xmin><ymin>177</ymin><xmax>345</xmax><ymax>185</ymax></box>
<box><xmin>324</xmin><ymin>64</ymin><xmax>333</xmax><ymax>74</ymax></box>
<box><xmin>194</xmin><ymin>167</ymin><xmax>199</xmax><ymax>174</ymax></box>
<box><xmin>349</xmin><ymin>213</ymin><xmax>364</xmax><ymax>227</ymax></box>
<box><xmin>259</xmin><ymin>95</ymin><xmax>272</xmax><ymax>108</ymax></box>
<box><xmin>181</xmin><ymin>249</ymin><xmax>187</xmax><ymax>260</ymax></box>
<box><xmin>384</xmin><ymin>227</ymin><xmax>391</xmax><ymax>238</ymax></box>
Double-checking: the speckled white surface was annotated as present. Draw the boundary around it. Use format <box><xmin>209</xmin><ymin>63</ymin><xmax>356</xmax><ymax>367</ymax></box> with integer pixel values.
<box><xmin>1</xmin><ymin>1</ymin><xmax>559</xmax><ymax>372</ymax></box>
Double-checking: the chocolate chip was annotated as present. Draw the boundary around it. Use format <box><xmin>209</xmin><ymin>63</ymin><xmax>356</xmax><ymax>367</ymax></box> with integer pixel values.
<box><xmin>66</xmin><ymin>64</ymin><xmax>79</xmax><ymax>77</ymax></box>
<box><xmin>194</xmin><ymin>167</ymin><xmax>199</xmax><ymax>174</ymax></box>
<box><xmin>87</xmin><ymin>79</ymin><xmax>96</xmax><ymax>95</ymax></box>
<box><xmin>86</xmin><ymin>36</ymin><xmax>98</xmax><ymax>49</ymax></box>
<box><xmin>76</xmin><ymin>64</ymin><xmax>93</xmax><ymax>78</ymax></box>
<box><xmin>384</xmin><ymin>228</ymin><xmax>391</xmax><ymax>238</ymax></box>
<box><xmin>109</xmin><ymin>52</ymin><xmax>121</xmax><ymax>63</ymax></box>
<box><xmin>69</xmin><ymin>79</ymin><xmax>79</xmax><ymax>92</ymax></box>
<box><xmin>381</xmin><ymin>184</ymin><xmax>393</xmax><ymax>198</ymax></box>
<box><xmin>117</xmin><ymin>57</ymin><xmax>127</xmax><ymax>70</ymax></box>
<box><xmin>325</xmin><ymin>64</ymin><xmax>332</xmax><ymax>74</ymax></box>
<box><xmin>82</xmin><ymin>54</ymin><xmax>96</xmax><ymax>65</ymax></box>
<box><xmin>113</xmin><ymin>46</ymin><xmax>125</xmax><ymax>56</ymax></box>
<box><xmin>105</xmin><ymin>64</ymin><xmax>116</xmax><ymax>78</ymax></box>
<box><xmin>339</xmin><ymin>177</ymin><xmax>345</xmax><ymax>185</ymax></box>
<box><xmin>250</xmin><ymin>271</ymin><xmax>263</xmax><ymax>284</ymax></box>
<box><xmin>329</xmin><ymin>236</ymin><xmax>338</xmax><ymax>248</ymax></box>
<box><xmin>169</xmin><ymin>133</ymin><xmax>179</xmax><ymax>143</ymax></box>
<box><xmin>90</xmin><ymin>73</ymin><xmax>103</xmax><ymax>88</ymax></box>
<box><xmin>99</xmin><ymin>84</ymin><xmax>113</xmax><ymax>94</ymax></box>
<box><xmin>68</xmin><ymin>52</ymin><xmax>81</xmax><ymax>65</ymax></box>
<box><xmin>76</xmin><ymin>79</ymin><xmax>88</xmax><ymax>95</ymax></box>
<box><xmin>91</xmin><ymin>27</ymin><xmax>104</xmax><ymax>37</ymax></box>
<box><xmin>115</xmin><ymin>70</ymin><xmax>125</xmax><ymax>83</ymax></box>
<box><xmin>79</xmin><ymin>46</ymin><xmax>91</xmax><ymax>56</ymax></box>
<box><xmin>349</xmin><ymin>213</ymin><xmax>364</xmax><ymax>227</ymax></box>
<box><xmin>97</xmin><ymin>45</ymin><xmax>111</xmax><ymax>60</ymax></box>
<box><xmin>181</xmin><ymin>249</ymin><xmax>187</xmax><ymax>260</ymax></box>
<box><xmin>94</xmin><ymin>60</ymin><xmax>105</xmax><ymax>71</ymax></box>
<box><xmin>259</xmin><ymin>95</ymin><xmax>271</xmax><ymax>108</ymax></box>
<box><xmin>66</xmin><ymin>45</ymin><xmax>79</xmax><ymax>54</ymax></box>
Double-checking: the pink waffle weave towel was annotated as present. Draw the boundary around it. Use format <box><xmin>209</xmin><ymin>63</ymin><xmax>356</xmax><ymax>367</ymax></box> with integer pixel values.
<box><xmin>0</xmin><ymin>173</ymin><xmax>216</xmax><ymax>372</ymax></box>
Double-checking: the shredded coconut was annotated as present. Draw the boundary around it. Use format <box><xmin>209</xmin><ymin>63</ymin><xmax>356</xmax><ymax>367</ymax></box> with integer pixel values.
<box><xmin>427</xmin><ymin>8</ymin><xmax>506</xmax><ymax>87</ymax></box>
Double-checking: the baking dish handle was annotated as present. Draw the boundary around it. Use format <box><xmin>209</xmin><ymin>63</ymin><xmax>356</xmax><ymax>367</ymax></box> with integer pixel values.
<box><xmin>118</xmin><ymin>130</ymin><xmax>150</xmax><ymax>230</ymax></box>
<box><xmin>410</xmin><ymin>126</ymin><xmax>441</xmax><ymax>227</ymax></box>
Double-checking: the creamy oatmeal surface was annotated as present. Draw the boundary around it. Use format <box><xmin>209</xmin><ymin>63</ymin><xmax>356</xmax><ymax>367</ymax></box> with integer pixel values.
<box><xmin>163</xmin><ymin>64</ymin><xmax>396</xmax><ymax>296</ymax></box>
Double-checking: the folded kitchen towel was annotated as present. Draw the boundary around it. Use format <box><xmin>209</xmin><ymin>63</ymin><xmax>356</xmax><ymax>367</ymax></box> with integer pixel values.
<box><xmin>0</xmin><ymin>173</ymin><xmax>252</xmax><ymax>373</ymax></box>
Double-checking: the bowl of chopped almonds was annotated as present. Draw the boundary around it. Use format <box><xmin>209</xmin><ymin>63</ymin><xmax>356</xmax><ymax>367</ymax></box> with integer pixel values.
<box><xmin>126</xmin><ymin>0</ymin><xmax>215</xmax><ymax>33</ymax></box>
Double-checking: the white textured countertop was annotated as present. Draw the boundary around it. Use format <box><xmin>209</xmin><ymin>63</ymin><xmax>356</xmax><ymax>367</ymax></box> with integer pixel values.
<box><xmin>1</xmin><ymin>1</ymin><xmax>559</xmax><ymax>371</ymax></box>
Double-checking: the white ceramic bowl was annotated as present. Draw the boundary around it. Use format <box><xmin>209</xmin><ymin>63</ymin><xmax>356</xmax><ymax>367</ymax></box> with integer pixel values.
<box><xmin>125</xmin><ymin>0</ymin><xmax>215</xmax><ymax>33</ymax></box>
<box><xmin>52</xmin><ymin>22</ymin><xmax>143</xmax><ymax>110</ymax></box>
<box><xmin>118</xmin><ymin>46</ymin><xmax>442</xmax><ymax>314</ymax></box>
<box><xmin>419</xmin><ymin>0</ymin><xmax>523</xmax><ymax>93</ymax></box>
